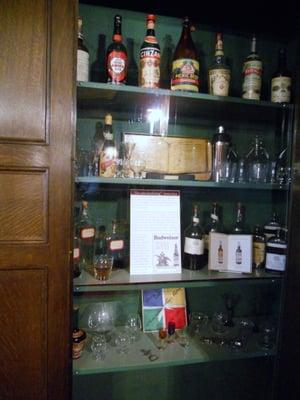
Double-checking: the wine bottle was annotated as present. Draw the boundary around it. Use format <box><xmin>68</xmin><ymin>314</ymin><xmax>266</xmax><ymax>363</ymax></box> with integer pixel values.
<box><xmin>271</xmin><ymin>47</ymin><xmax>292</xmax><ymax>103</ymax></box>
<box><xmin>242</xmin><ymin>34</ymin><xmax>262</xmax><ymax>100</ymax></box>
<box><xmin>232</xmin><ymin>202</ymin><xmax>245</xmax><ymax>234</ymax></box>
<box><xmin>77</xmin><ymin>17</ymin><xmax>89</xmax><ymax>82</ymax></box>
<box><xmin>139</xmin><ymin>14</ymin><xmax>161</xmax><ymax>88</ymax></box>
<box><xmin>76</xmin><ymin>200</ymin><xmax>96</xmax><ymax>272</ymax></box>
<box><xmin>208</xmin><ymin>32</ymin><xmax>231</xmax><ymax>96</ymax></box>
<box><xmin>171</xmin><ymin>17</ymin><xmax>199</xmax><ymax>92</ymax></box>
<box><xmin>183</xmin><ymin>205</ymin><xmax>206</xmax><ymax>270</ymax></box>
<box><xmin>106</xmin><ymin>15</ymin><xmax>128</xmax><ymax>84</ymax></box>
<box><xmin>99</xmin><ymin>113</ymin><xmax>118</xmax><ymax>177</ymax></box>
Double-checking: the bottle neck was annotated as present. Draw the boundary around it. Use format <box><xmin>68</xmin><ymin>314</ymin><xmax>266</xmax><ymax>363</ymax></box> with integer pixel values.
<box><xmin>103</xmin><ymin>123</ymin><xmax>113</xmax><ymax>140</ymax></box>
<box><xmin>113</xmin><ymin>22</ymin><xmax>122</xmax><ymax>42</ymax></box>
<box><xmin>215</xmin><ymin>33</ymin><xmax>224</xmax><ymax>57</ymax></box>
<box><xmin>250</xmin><ymin>36</ymin><xmax>257</xmax><ymax>54</ymax></box>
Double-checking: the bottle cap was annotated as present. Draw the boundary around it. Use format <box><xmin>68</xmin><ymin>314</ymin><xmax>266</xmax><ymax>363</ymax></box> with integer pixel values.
<box><xmin>104</xmin><ymin>114</ymin><xmax>113</xmax><ymax>125</ymax></box>
<box><xmin>218</xmin><ymin>126</ymin><xmax>225</xmax><ymax>133</ymax></box>
<box><xmin>147</xmin><ymin>14</ymin><xmax>156</xmax><ymax>22</ymax></box>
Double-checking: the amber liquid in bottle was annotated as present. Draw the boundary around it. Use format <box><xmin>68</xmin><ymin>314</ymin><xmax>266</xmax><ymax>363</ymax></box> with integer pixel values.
<box><xmin>171</xmin><ymin>17</ymin><xmax>199</xmax><ymax>92</ymax></box>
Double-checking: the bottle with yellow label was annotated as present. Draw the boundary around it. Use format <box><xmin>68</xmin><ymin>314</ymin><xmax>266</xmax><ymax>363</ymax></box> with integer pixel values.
<box><xmin>99</xmin><ymin>113</ymin><xmax>118</xmax><ymax>178</ymax></box>
<box><xmin>171</xmin><ymin>17</ymin><xmax>199</xmax><ymax>92</ymax></box>
<box><xmin>208</xmin><ymin>32</ymin><xmax>231</xmax><ymax>96</ymax></box>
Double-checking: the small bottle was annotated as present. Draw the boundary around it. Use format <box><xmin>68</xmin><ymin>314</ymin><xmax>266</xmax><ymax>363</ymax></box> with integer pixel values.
<box><xmin>246</xmin><ymin>135</ymin><xmax>269</xmax><ymax>183</ymax></box>
<box><xmin>76</xmin><ymin>201</ymin><xmax>96</xmax><ymax>271</ymax></box>
<box><xmin>218</xmin><ymin>241</ymin><xmax>224</xmax><ymax>264</ymax></box>
<box><xmin>106</xmin><ymin>220</ymin><xmax>126</xmax><ymax>269</ymax></box>
<box><xmin>99</xmin><ymin>114</ymin><xmax>118</xmax><ymax>177</ymax></box>
<box><xmin>235</xmin><ymin>242</ymin><xmax>242</xmax><ymax>265</ymax></box>
<box><xmin>232</xmin><ymin>202</ymin><xmax>245</xmax><ymax>234</ymax></box>
<box><xmin>242</xmin><ymin>34</ymin><xmax>262</xmax><ymax>100</ymax></box>
<box><xmin>73</xmin><ymin>235</ymin><xmax>81</xmax><ymax>278</ymax></box>
<box><xmin>72</xmin><ymin>305</ymin><xmax>86</xmax><ymax>360</ymax></box>
<box><xmin>171</xmin><ymin>17</ymin><xmax>199</xmax><ymax>92</ymax></box>
<box><xmin>252</xmin><ymin>225</ymin><xmax>266</xmax><ymax>269</ymax></box>
<box><xmin>106</xmin><ymin>15</ymin><xmax>128</xmax><ymax>84</ymax></box>
<box><xmin>265</xmin><ymin>228</ymin><xmax>287</xmax><ymax>273</ymax></box>
<box><xmin>212</xmin><ymin>126</ymin><xmax>232</xmax><ymax>182</ymax></box>
<box><xmin>183</xmin><ymin>205</ymin><xmax>206</xmax><ymax>270</ymax></box>
<box><xmin>77</xmin><ymin>17</ymin><xmax>89</xmax><ymax>82</ymax></box>
<box><xmin>263</xmin><ymin>213</ymin><xmax>281</xmax><ymax>241</ymax></box>
<box><xmin>208</xmin><ymin>32</ymin><xmax>231</xmax><ymax>96</ymax></box>
<box><xmin>271</xmin><ymin>47</ymin><xmax>292</xmax><ymax>103</ymax></box>
<box><xmin>139</xmin><ymin>14</ymin><xmax>161</xmax><ymax>88</ymax></box>
<box><xmin>173</xmin><ymin>243</ymin><xmax>180</xmax><ymax>266</ymax></box>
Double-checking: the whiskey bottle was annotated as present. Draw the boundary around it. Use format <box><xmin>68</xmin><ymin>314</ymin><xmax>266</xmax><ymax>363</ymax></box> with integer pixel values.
<box><xmin>139</xmin><ymin>14</ymin><xmax>161</xmax><ymax>88</ymax></box>
<box><xmin>171</xmin><ymin>17</ymin><xmax>199</xmax><ymax>92</ymax></box>
<box><xmin>271</xmin><ymin>47</ymin><xmax>292</xmax><ymax>103</ymax></box>
<box><xmin>265</xmin><ymin>228</ymin><xmax>287</xmax><ymax>273</ymax></box>
<box><xmin>242</xmin><ymin>34</ymin><xmax>262</xmax><ymax>100</ymax></box>
<box><xmin>99</xmin><ymin>113</ymin><xmax>118</xmax><ymax>177</ymax></box>
<box><xmin>106</xmin><ymin>220</ymin><xmax>126</xmax><ymax>269</ymax></box>
<box><xmin>263</xmin><ymin>212</ymin><xmax>281</xmax><ymax>241</ymax></box>
<box><xmin>252</xmin><ymin>225</ymin><xmax>265</xmax><ymax>269</ymax></box>
<box><xmin>232</xmin><ymin>202</ymin><xmax>245</xmax><ymax>234</ymax></box>
<box><xmin>76</xmin><ymin>200</ymin><xmax>96</xmax><ymax>272</ymax></box>
<box><xmin>106</xmin><ymin>15</ymin><xmax>128</xmax><ymax>84</ymax></box>
<box><xmin>183</xmin><ymin>205</ymin><xmax>206</xmax><ymax>270</ymax></box>
<box><xmin>72</xmin><ymin>305</ymin><xmax>86</xmax><ymax>360</ymax></box>
<box><xmin>208</xmin><ymin>32</ymin><xmax>231</xmax><ymax>96</ymax></box>
<box><xmin>77</xmin><ymin>17</ymin><xmax>89</xmax><ymax>82</ymax></box>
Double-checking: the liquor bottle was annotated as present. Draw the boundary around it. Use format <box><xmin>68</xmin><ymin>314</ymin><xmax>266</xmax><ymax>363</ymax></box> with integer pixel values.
<box><xmin>265</xmin><ymin>228</ymin><xmax>287</xmax><ymax>273</ymax></box>
<box><xmin>139</xmin><ymin>14</ymin><xmax>161</xmax><ymax>88</ymax></box>
<box><xmin>77</xmin><ymin>17</ymin><xmax>90</xmax><ymax>82</ymax></box>
<box><xmin>99</xmin><ymin>113</ymin><xmax>118</xmax><ymax>177</ymax></box>
<box><xmin>73</xmin><ymin>235</ymin><xmax>81</xmax><ymax>278</ymax></box>
<box><xmin>271</xmin><ymin>47</ymin><xmax>292</xmax><ymax>103</ymax></box>
<box><xmin>204</xmin><ymin>202</ymin><xmax>223</xmax><ymax>255</ymax></box>
<box><xmin>208</xmin><ymin>32</ymin><xmax>231</xmax><ymax>96</ymax></box>
<box><xmin>171</xmin><ymin>16</ymin><xmax>199</xmax><ymax>92</ymax></box>
<box><xmin>183</xmin><ymin>205</ymin><xmax>206</xmax><ymax>270</ymax></box>
<box><xmin>212</xmin><ymin>125</ymin><xmax>232</xmax><ymax>182</ymax></box>
<box><xmin>246</xmin><ymin>135</ymin><xmax>269</xmax><ymax>183</ymax></box>
<box><xmin>252</xmin><ymin>225</ymin><xmax>265</xmax><ymax>269</ymax></box>
<box><xmin>173</xmin><ymin>243</ymin><xmax>180</xmax><ymax>266</ymax></box>
<box><xmin>72</xmin><ymin>305</ymin><xmax>86</xmax><ymax>360</ymax></box>
<box><xmin>232</xmin><ymin>202</ymin><xmax>245</xmax><ymax>234</ymax></box>
<box><xmin>242</xmin><ymin>34</ymin><xmax>262</xmax><ymax>100</ymax></box>
<box><xmin>218</xmin><ymin>241</ymin><xmax>224</xmax><ymax>264</ymax></box>
<box><xmin>106</xmin><ymin>219</ymin><xmax>126</xmax><ymax>269</ymax></box>
<box><xmin>263</xmin><ymin>212</ymin><xmax>281</xmax><ymax>241</ymax></box>
<box><xmin>235</xmin><ymin>242</ymin><xmax>242</xmax><ymax>264</ymax></box>
<box><xmin>94</xmin><ymin>225</ymin><xmax>106</xmax><ymax>256</ymax></box>
<box><xmin>106</xmin><ymin>15</ymin><xmax>128</xmax><ymax>84</ymax></box>
<box><xmin>76</xmin><ymin>200</ymin><xmax>96</xmax><ymax>271</ymax></box>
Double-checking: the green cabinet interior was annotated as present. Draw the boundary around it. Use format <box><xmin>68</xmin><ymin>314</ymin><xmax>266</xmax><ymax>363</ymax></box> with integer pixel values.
<box><xmin>74</xmin><ymin>3</ymin><xmax>295</xmax><ymax>399</ymax></box>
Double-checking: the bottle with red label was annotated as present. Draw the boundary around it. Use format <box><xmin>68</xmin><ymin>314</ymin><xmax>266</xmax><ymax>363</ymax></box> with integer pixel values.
<box><xmin>242</xmin><ymin>34</ymin><xmax>263</xmax><ymax>100</ymax></box>
<box><xmin>106</xmin><ymin>15</ymin><xmax>128</xmax><ymax>84</ymax></box>
<box><xmin>106</xmin><ymin>219</ymin><xmax>126</xmax><ymax>269</ymax></box>
<box><xmin>76</xmin><ymin>200</ymin><xmax>96</xmax><ymax>272</ymax></box>
<box><xmin>139</xmin><ymin>14</ymin><xmax>161</xmax><ymax>88</ymax></box>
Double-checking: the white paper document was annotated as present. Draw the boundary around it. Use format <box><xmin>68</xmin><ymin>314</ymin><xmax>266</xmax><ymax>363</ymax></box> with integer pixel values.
<box><xmin>130</xmin><ymin>189</ymin><xmax>181</xmax><ymax>275</ymax></box>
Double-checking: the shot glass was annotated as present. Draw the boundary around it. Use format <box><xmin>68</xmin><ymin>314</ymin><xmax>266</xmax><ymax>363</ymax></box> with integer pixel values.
<box><xmin>93</xmin><ymin>255</ymin><xmax>113</xmax><ymax>281</ymax></box>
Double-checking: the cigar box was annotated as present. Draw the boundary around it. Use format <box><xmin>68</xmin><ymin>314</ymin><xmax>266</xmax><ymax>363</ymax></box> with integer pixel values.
<box><xmin>123</xmin><ymin>133</ymin><xmax>212</xmax><ymax>180</ymax></box>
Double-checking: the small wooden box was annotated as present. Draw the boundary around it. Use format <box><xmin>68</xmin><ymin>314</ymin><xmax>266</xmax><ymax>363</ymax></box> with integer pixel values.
<box><xmin>123</xmin><ymin>133</ymin><xmax>212</xmax><ymax>180</ymax></box>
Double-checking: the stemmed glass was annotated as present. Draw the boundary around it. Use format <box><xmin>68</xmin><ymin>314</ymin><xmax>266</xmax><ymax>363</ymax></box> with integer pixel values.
<box><xmin>129</xmin><ymin>159</ymin><xmax>146</xmax><ymax>179</ymax></box>
<box><xmin>125</xmin><ymin>313</ymin><xmax>142</xmax><ymax>343</ymax></box>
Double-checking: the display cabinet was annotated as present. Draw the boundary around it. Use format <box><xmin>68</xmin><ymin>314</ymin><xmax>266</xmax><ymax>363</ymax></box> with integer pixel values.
<box><xmin>73</xmin><ymin>3</ymin><xmax>297</xmax><ymax>400</ymax></box>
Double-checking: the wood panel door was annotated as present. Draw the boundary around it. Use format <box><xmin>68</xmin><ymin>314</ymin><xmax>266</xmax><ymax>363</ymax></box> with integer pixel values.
<box><xmin>0</xmin><ymin>1</ymin><xmax>75</xmax><ymax>399</ymax></box>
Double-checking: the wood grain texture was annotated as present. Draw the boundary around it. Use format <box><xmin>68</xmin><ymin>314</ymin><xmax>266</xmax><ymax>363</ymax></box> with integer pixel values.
<box><xmin>0</xmin><ymin>0</ymin><xmax>48</xmax><ymax>143</ymax></box>
<box><xmin>0</xmin><ymin>169</ymin><xmax>48</xmax><ymax>243</ymax></box>
<box><xmin>0</xmin><ymin>269</ymin><xmax>47</xmax><ymax>400</ymax></box>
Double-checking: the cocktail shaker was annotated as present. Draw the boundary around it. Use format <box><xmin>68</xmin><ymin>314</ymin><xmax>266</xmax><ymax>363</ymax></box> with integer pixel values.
<box><xmin>212</xmin><ymin>126</ymin><xmax>232</xmax><ymax>182</ymax></box>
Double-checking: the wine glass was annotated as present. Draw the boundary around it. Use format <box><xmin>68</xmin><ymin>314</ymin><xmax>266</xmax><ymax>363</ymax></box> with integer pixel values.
<box><xmin>125</xmin><ymin>313</ymin><xmax>142</xmax><ymax>343</ymax></box>
<box><xmin>129</xmin><ymin>159</ymin><xmax>146</xmax><ymax>178</ymax></box>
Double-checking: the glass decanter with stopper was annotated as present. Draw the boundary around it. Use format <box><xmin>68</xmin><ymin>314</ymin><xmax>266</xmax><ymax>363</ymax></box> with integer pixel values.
<box><xmin>246</xmin><ymin>135</ymin><xmax>269</xmax><ymax>183</ymax></box>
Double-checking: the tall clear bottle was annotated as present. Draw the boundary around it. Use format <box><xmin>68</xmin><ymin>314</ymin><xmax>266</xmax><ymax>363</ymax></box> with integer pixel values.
<box><xmin>77</xmin><ymin>17</ymin><xmax>89</xmax><ymax>82</ymax></box>
<box><xmin>208</xmin><ymin>32</ymin><xmax>231</xmax><ymax>96</ymax></box>
<box><xmin>76</xmin><ymin>200</ymin><xmax>96</xmax><ymax>272</ymax></box>
<box><xmin>271</xmin><ymin>47</ymin><xmax>292</xmax><ymax>103</ymax></box>
<box><xmin>171</xmin><ymin>17</ymin><xmax>199</xmax><ymax>92</ymax></box>
<box><xmin>246</xmin><ymin>135</ymin><xmax>269</xmax><ymax>183</ymax></box>
<box><xmin>212</xmin><ymin>125</ymin><xmax>232</xmax><ymax>182</ymax></box>
<box><xmin>139</xmin><ymin>14</ymin><xmax>161</xmax><ymax>88</ymax></box>
<box><xmin>99</xmin><ymin>113</ymin><xmax>118</xmax><ymax>177</ymax></box>
<box><xmin>242</xmin><ymin>34</ymin><xmax>262</xmax><ymax>100</ymax></box>
<box><xmin>106</xmin><ymin>15</ymin><xmax>128</xmax><ymax>84</ymax></box>
<box><xmin>183</xmin><ymin>205</ymin><xmax>206</xmax><ymax>270</ymax></box>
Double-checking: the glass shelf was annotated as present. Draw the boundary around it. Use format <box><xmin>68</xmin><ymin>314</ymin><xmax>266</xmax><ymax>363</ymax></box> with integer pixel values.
<box><xmin>73</xmin><ymin>327</ymin><xmax>275</xmax><ymax>376</ymax></box>
<box><xmin>75</xmin><ymin>176</ymin><xmax>289</xmax><ymax>191</ymax></box>
<box><xmin>73</xmin><ymin>267</ymin><xmax>281</xmax><ymax>293</ymax></box>
<box><xmin>77</xmin><ymin>82</ymin><xmax>292</xmax><ymax>122</ymax></box>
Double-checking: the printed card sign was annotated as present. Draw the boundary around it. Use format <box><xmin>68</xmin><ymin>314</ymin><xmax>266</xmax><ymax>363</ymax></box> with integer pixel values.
<box><xmin>209</xmin><ymin>232</ymin><xmax>252</xmax><ymax>273</ymax></box>
<box><xmin>142</xmin><ymin>288</ymin><xmax>187</xmax><ymax>332</ymax></box>
<box><xmin>130</xmin><ymin>189</ymin><xmax>181</xmax><ymax>275</ymax></box>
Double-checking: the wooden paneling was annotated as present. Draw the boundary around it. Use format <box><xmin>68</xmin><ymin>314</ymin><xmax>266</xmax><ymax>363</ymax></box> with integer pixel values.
<box><xmin>0</xmin><ymin>0</ymin><xmax>48</xmax><ymax>143</ymax></box>
<box><xmin>0</xmin><ymin>269</ymin><xmax>47</xmax><ymax>400</ymax></box>
<box><xmin>0</xmin><ymin>169</ymin><xmax>48</xmax><ymax>243</ymax></box>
